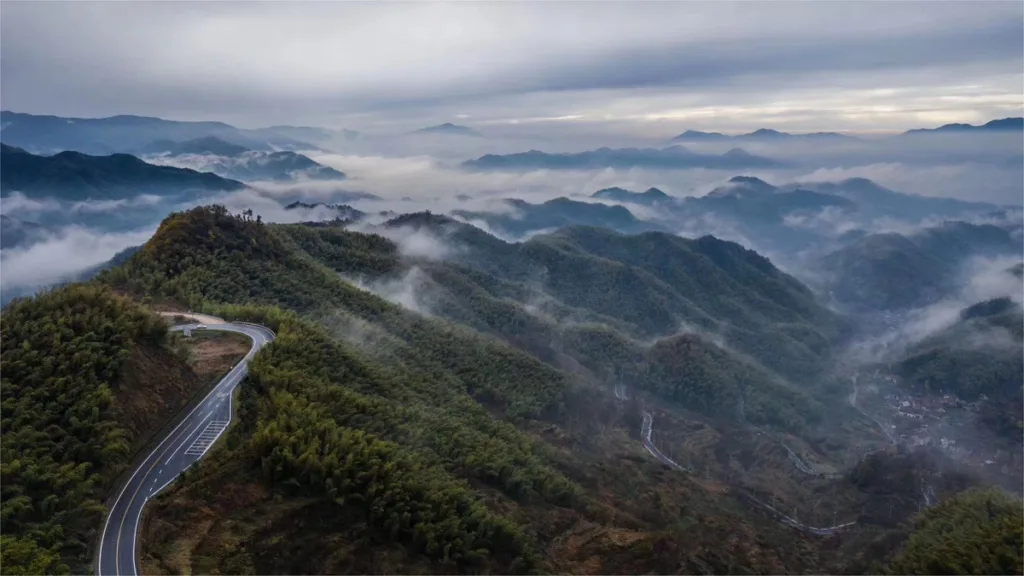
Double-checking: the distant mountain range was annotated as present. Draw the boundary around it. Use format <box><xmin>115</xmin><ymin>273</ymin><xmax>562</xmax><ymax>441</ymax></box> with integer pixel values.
<box><xmin>672</xmin><ymin>128</ymin><xmax>855</xmax><ymax>143</ymax></box>
<box><xmin>412</xmin><ymin>123</ymin><xmax>483</xmax><ymax>137</ymax></box>
<box><xmin>670</xmin><ymin>117</ymin><xmax>1023</xmax><ymax>142</ymax></box>
<box><xmin>140</xmin><ymin>136</ymin><xmax>347</xmax><ymax>183</ymax></box>
<box><xmin>462</xmin><ymin>145</ymin><xmax>785</xmax><ymax>171</ymax></box>
<box><xmin>903</xmin><ymin>117</ymin><xmax>1024</xmax><ymax>135</ymax></box>
<box><xmin>0</xmin><ymin>110</ymin><xmax>350</xmax><ymax>155</ymax></box>
<box><xmin>0</xmin><ymin>143</ymin><xmax>245</xmax><ymax>201</ymax></box>
<box><xmin>566</xmin><ymin>176</ymin><xmax>1006</xmax><ymax>265</ymax></box>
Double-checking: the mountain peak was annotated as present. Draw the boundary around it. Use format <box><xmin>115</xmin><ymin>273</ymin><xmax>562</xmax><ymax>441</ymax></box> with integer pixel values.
<box><xmin>591</xmin><ymin>186</ymin><xmax>672</xmax><ymax>205</ymax></box>
<box><xmin>728</xmin><ymin>175</ymin><xmax>771</xmax><ymax>186</ymax></box>
<box><xmin>413</xmin><ymin>123</ymin><xmax>482</xmax><ymax>137</ymax></box>
<box><xmin>671</xmin><ymin>129</ymin><xmax>728</xmax><ymax>141</ymax></box>
<box><xmin>904</xmin><ymin>117</ymin><xmax>1024</xmax><ymax>134</ymax></box>
<box><xmin>642</xmin><ymin>187</ymin><xmax>669</xmax><ymax>197</ymax></box>
<box><xmin>707</xmin><ymin>175</ymin><xmax>776</xmax><ymax>198</ymax></box>
<box><xmin>744</xmin><ymin>128</ymin><xmax>790</xmax><ymax>138</ymax></box>
<box><xmin>723</xmin><ymin>147</ymin><xmax>753</xmax><ymax>157</ymax></box>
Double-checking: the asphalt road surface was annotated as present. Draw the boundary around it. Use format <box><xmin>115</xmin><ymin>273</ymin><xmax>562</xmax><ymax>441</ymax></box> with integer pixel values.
<box><xmin>96</xmin><ymin>321</ymin><xmax>274</xmax><ymax>576</ymax></box>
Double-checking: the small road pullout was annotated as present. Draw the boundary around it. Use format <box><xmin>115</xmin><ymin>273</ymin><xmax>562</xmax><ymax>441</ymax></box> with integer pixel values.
<box><xmin>96</xmin><ymin>319</ymin><xmax>275</xmax><ymax>576</ymax></box>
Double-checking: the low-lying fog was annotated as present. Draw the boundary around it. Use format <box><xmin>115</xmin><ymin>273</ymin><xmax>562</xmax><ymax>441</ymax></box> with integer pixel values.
<box><xmin>2</xmin><ymin>128</ymin><xmax>1022</xmax><ymax>304</ymax></box>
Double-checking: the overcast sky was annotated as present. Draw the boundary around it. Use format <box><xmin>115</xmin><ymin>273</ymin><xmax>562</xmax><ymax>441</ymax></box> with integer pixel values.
<box><xmin>2</xmin><ymin>1</ymin><xmax>1022</xmax><ymax>136</ymax></box>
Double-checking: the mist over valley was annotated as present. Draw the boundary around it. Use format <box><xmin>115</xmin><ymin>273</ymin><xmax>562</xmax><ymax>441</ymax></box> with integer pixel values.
<box><xmin>2</xmin><ymin>3</ymin><xmax>1022</xmax><ymax>575</ymax></box>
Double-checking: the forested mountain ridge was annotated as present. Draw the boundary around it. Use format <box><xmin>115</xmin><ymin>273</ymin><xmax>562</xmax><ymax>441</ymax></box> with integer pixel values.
<box><xmin>365</xmin><ymin>214</ymin><xmax>849</xmax><ymax>384</ymax></box>
<box><xmin>96</xmin><ymin>207</ymin><xmax>831</xmax><ymax>573</ymax></box>
<box><xmin>7</xmin><ymin>203</ymin><xmax>1017</xmax><ymax>574</ymax></box>
<box><xmin>106</xmin><ymin>206</ymin><xmax>843</xmax><ymax>429</ymax></box>
<box><xmin>818</xmin><ymin>221</ymin><xmax>1021</xmax><ymax>312</ymax></box>
<box><xmin>885</xmin><ymin>487</ymin><xmax>1022</xmax><ymax>574</ymax></box>
<box><xmin>888</xmin><ymin>297</ymin><xmax>1023</xmax><ymax>440</ymax></box>
<box><xmin>452</xmin><ymin>197</ymin><xmax>666</xmax><ymax>238</ymax></box>
<box><xmin>0</xmin><ymin>143</ymin><xmax>245</xmax><ymax>201</ymax></box>
<box><xmin>0</xmin><ymin>285</ymin><xmax>212</xmax><ymax>574</ymax></box>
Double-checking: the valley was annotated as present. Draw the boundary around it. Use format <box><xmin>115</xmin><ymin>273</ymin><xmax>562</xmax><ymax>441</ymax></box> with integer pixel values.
<box><xmin>2</xmin><ymin>12</ymin><xmax>1023</xmax><ymax>571</ymax></box>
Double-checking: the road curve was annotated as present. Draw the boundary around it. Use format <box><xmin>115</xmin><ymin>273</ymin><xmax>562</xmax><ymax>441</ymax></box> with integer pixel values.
<box><xmin>96</xmin><ymin>320</ymin><xmax>275</xmax><ymax>576</ymax></box>
<box><xmin>616</xmin><ymin>383</ymin><xmax>856</xmax><ymax>535</ymax></box>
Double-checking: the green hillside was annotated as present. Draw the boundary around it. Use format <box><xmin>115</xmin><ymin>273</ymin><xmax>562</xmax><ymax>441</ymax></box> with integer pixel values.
<box><xmin>0</xmin><ymin>285</ymin><xmax>212</xmax><ymax>574</ymax></box>
<box><xmin>893</xmin><ymin>297</ymin><xmax>1023</xmax><ymax>403</ymax></box>
<box><xmin>9</xmin><ymin>204</ymin><xmax>1006</xmax><ymax>574</ymax></box>
<box><xmin>886</xmin><ymin>487</ymin><xmax>1022</xmax><ymax>575</ymax></box>
<box><xmin>819</xmin><ymin>222</ymin><xmax>1021</xmax><ymax>312</ymax></box>
<box><xmin>98</xmin><ymin>206</ymin><xmax>841</xmax><ymax>573</ymax></box>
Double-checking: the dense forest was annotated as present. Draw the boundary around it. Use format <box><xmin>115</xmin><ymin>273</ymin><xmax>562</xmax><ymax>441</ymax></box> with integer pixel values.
<box><xmin>0</xmin><ymin>286</ymin><xmax>170</xmax><ymax>574</ymax></box>
<box><xmin>894</xmin><ymin>299</ymin><xmax>1022</xmax><ymax>394</ymax></box>
<box><xmin>5</xmin><ymin>205</ymin><xmax>1018</xmax><ymax>574</ymax></box>
<box><xmin>102</xmin><ymin>206</ymin><xmax>841</xmax><ymax>432</ymax></box>
<box><xmin>887</xmin><ymin>487</ymin><xmax>1022</xmax><ymax>574</ymax></box>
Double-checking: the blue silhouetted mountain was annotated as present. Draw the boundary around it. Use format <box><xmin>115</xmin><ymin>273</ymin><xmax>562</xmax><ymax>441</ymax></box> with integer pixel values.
<box><xmin>462</xmin><ymin>145</ymin><xmax>785</xmax><ymax>171</ymax></box>
<box><xmin>664</xmin><ymin>176</ymin><xmax>857</xmax><ymax>254</ymax></box>
<box><xmin>0</xmin><ymin>143</ymin><xmax>244</xmax><ymax>201</ymax></box>
<box><xmin>903</xmin><ymin>117</ymin><xmax>1024</xmax><ymax>135</ymax></box>
<box><xmin>138</xmin><ymin>136</ymin><xmax>251</xmax><ymax>157</ymax></box>
<box><xmin>696</xmin><ymin>176</ymin><xmax>854</xmax><ymax>213</ymax></box>
<box><xmin>0</xmin><ymin>110</ymin><xmax>320</xmax><ymax>155</ymax></box>
<box><xmin>671</xmin><ymin>128</ymin><xmax>855</xmax><ymax>143</ymax></box>
<box><xmin>670</xmin><ymin>130</ymin><xmax>730</xmax><ymax>141</ymax></box>
<box><xmin>591</xmin><ymin>186</ymin><xmax>675</xmax><ymax>206</ymax></box>
<box><xmin>453</xmin><ymin>196</ymin><xmax>666</xmax><ymax>238</ymax></box>
<box><xmin>412</xmin><ymin>123</ymin><xmax>483</xmax><ymax>137</ymax></box>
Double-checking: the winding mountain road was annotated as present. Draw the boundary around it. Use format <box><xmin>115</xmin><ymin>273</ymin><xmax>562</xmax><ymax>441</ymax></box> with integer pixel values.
<box><xmin>96</xmin><ymin>319</ymin><xmax>274</xmax><ymax>576</ymax></box>
<box><xmin>616</xmin><ymin>383</ymin><xmax>856</xmax><ymax>535</ymax></box>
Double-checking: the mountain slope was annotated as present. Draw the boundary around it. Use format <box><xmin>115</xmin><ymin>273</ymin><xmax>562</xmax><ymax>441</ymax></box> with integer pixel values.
<box><xmin>818</xmin><ymin>222</ymin><xmax>1021</xmax><ymax>311</ymax></box>
<box><xmin>791</xmin><ymin>178</ymin><xmax>997</xmax><ymax>221</ymax></box>
<box><xmin>591</xmin><ymin>186</ymin><xmax>675</xmax><ymax>206</ymax></box>
<box><xmin>0</xmin><ymin>285</ymin><xmax>222</xmax><ymax>574</ymax></box>
<box><xmin>99</xmin><ymin>206</ymin><xmax>833</xmax><ymax>574</ymax></box>
<box><xmin>0</xmin><ymin>143</ymin><xmax>244</xmax><ymax>201</ymax></box>
<box><xmin>886</xmin><ymin>487</ymin><xmax>1022</xmax><ymax>575</ymax></box>
<box><xmin>140</xmin><ymin>136</ymin><xmax>347</xmax><ymax>182</ymax></box>
<box><xmin>85</xmin><ymin>204</ymin><xmax>1015</xmax><ymax>574</ymax></box>
<box><xmin>893</xmin><ymin>297</ymin><xmax>1022</xmax><ymax>406</ymax></box>
<box><xmin>453</xmin><ymin>197</ymin><xmax>666</xmax><ymax>237</ymax></box>
<box><xmin>138</xmin><ymin>136</ymin><xmax>251</xmax><ymax>157</ymax></box>
<box><xmin>308</xmin><ymin>212</ymin><xmax>847</xmax><ymax>386</ymax></box>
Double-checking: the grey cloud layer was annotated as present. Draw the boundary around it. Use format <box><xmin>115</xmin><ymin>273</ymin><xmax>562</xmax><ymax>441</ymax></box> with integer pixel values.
<box><xmin>2</xmin><ymin>2</ymin><xmax>1020</xmax><ymax>132</ymax></box>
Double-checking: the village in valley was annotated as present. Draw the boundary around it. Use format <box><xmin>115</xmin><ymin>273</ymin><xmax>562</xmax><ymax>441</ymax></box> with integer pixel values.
<box><xmin>851</xmin><ymin>369</ymin><xmax>1020</xmax><ymax>487</ymax></box>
